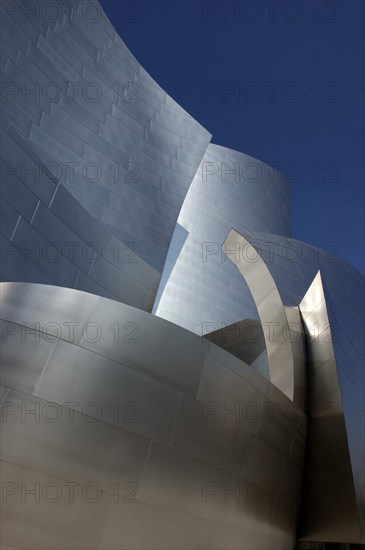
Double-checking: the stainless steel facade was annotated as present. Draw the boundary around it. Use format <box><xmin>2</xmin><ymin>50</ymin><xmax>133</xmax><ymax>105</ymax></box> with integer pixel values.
<box><xmin>0</xmin><ymin>1</ymin><xmax>364</xmax><ymax>548</ymax></box>
<box><xmin>0</xmin><ymin>0</ymin><xmax>211</xmax><ymax>308</ymax></box>
<box><xmin>221</xmin><ymin>229</ymin><xmax>307</xmax><ymax>412</ymax></box>
<box><xmin>299</xmin><ymin>272</ymin><xmax>363</xmax><ymax>542</ymax></box>
<box><xmin>154</xmin><ymin>143</ymin><xmax>291</xmax><ymax>334</ymax></box>
<box><xmin>220</xmin><ymin>229</ymin><xmax>364</xmax><ymax>543</ymax></box>
<box><xmin>1</xmin><ymin>282</ymin><xmax>306</xmax><ymax>549</ymax></box>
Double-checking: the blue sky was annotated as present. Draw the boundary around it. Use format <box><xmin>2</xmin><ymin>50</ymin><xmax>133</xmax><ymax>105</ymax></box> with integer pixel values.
<box><xmin>100</xmin><ymin>0</ymin><xmax>364</xmax><ymax>274</ymax></box>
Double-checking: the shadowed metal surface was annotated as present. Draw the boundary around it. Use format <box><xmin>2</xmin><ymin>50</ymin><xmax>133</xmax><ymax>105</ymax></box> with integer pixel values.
<box><xmin>220</xmin><ymin>229</ymin><xmax>306</xmax><ymax>410</ymax></box>
<box><xmin>0</xmin><ymin>119</ymin><xmax>160</xmax><ymax>310</ymax></box>
<box><xmin>204</xmin><ymin>319</ymin><xmax>268</xmax><ymax>378</ymax></box>
<box><xmin>0</xmin><ymin>0</ymin><xmax>211</xmax><ymax>304</ymax></box>
<box><xmin>219</xmin><ymin>230</ymin><xmax>364</xmax><ymax>542</ymax></box>
<box><xmin>297</xmin><ymin>272</ymin><xmax>363</xmax><ymax>543</ymax></box>
<box><xmin>1</xmin><ymin>282</ymin><xmax>305</xmax><ymax>549</ymax></box>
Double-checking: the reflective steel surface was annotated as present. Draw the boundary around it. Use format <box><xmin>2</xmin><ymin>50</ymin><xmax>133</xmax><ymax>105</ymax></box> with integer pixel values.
<box><xmin>1</xmin><ymin>0</ymin><xmax>364</xmax><ymax>547</ymax></box>
<box><xmin>154</xmin><ymin>143</ymin><xmax>291</xmax><ymax>334</ymax></box>
<box><xmin>298</xmin><ymin>273</ymin><xmax>362</xmax><ymax>542</ymax></box>
<box><xmin>221</xmin><ymin>229</ymin><xmax>306</xmax><ymax>411</ymax></box>
<box><xmin>0</xmin><ymin>0</ymin><xmax>211</xmax><ymax>306</ymax></box>
<box><xmin>217</xmin><ymin>230</ymin><xmax>365</xmax><ymax>542</ymax></box>
<box><xmin>1</xmin><ymin>282</ymin><xmax>305</xmax><ymax>549</ymax></box>
<box><xmin>205</xmin><ymin>319</ymin><xmax>268</xmax><ymax>379</ymax></box>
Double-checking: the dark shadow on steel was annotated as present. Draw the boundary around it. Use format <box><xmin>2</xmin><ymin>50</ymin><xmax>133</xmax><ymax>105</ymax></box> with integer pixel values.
<box><xmin>222</xmin><ymin>229</ymin><xmax>306</xmax><ymax>411</ymax></box>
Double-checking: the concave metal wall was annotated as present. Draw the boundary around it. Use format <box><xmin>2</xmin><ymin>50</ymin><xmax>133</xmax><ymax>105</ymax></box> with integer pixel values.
<box><xmin>154</xmin><ymin>143</ymin><xmax>292</xmax><ymax>334</ymax></box>
<box><xmin>0</xmin><ymin>0</ymin><xmax>211</xmax><ymax>306</ymax></box>
<box><xmin>222</xmin><ymin>230</ymin><xmax>364</xmax><ymax>542</ymax></box>
<box><xmin>298</xmin><ymin>272</ymin><xmax>363</xmax><ymax>543</ymax></box>
<box><xmin>1</xmin><ymin>282</ymin><xmax>306</xmax><ymax>549</ymax></box>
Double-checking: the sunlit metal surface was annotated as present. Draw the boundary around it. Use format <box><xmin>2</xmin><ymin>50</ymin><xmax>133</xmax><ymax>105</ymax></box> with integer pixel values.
<box><xmin>0</xmin><ymin>0</ymin><xmax>364</xmax><ymax>546</ymax></box>
<box><xmin>1</xmin><ymin>282</ymin><xmax>305</xmax><ymax>549</ymax></box>
<box><xmin>0</xmin><ymin>0</ymin><xmax>211</xmax><ymax>306</ymax></box>
<box><xmin>218</xmin><ymin>230</ymin><xmax>364</xmax><ymax>542</ymax></box>
<box><xmin>220</xmin><ymin>229</ymin><xmax>306</xmax><ymax>411</ymax></box>
<box><xmin>154</xmin><ymin>143</ymin><xmax>291</xmax><ymax>334</ymax></box>
<box><xmin>297</xmin><ymin>272</ymin><xmax>363</xmax><ymax>543</ymax></box>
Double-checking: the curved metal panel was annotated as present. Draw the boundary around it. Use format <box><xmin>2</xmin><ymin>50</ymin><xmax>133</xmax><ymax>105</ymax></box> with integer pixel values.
<box><xmin>0</xmin><ymin>282</ymin><xmax>306</xmax><ymax>549</ymax></box>
<box><xmin>154</xmin><ymin>143</ymin><xmax>291</xmax><ymax>334</ymax></box>
<box><xmin>297</xmin><ymin>272</ymin><xmax>363</xmax><ymax>542</ymax></box>
<box><xmin>0</xmin><ymin>123</ymin><xmax>159</xmax><ymax>310</ymax></box>
<box><xmin>224</xmin><ymin>231</ymin><xmax>364</xmax><ymax>542</ymax></box>
<box><xmin>220</xmin><ymin>229</ymin><xmax>306</xmax><ymax>411</ymax></box>
<box><xmin>0</xmin><ymin>0</ymin><xmax>211</xmax><ymax>302</ymax></box>
<box><xmin>204</xmin><ymin>319</ymin><xmax>269</xmax><ymax>379</ymax></box>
